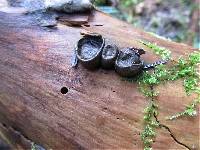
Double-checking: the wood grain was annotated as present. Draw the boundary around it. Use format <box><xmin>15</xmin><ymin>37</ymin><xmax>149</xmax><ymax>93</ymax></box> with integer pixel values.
<box><xmin>0</xmin><ymin>8</ymin><xmax>199</xmax><ymax>150</ymax></box>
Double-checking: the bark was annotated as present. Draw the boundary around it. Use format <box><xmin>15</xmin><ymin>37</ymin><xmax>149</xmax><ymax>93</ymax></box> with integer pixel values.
<box><xmin>0</xmin><ymin>7</ymin><xmax>199</xmax><ymax>150</ymax></box>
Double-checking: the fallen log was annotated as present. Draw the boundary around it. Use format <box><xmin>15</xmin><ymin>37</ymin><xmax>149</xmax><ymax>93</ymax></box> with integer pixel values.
<box><xmin>0</xmin><ymin>7</ymin><xmax>199</xmax><ymax>150</ymax></box>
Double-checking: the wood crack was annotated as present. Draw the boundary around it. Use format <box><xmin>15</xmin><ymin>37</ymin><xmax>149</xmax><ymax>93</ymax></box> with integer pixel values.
<box><xmin>153</xmin><ymin>114</ymin><xmax>191</xmax><ymax>150</ymax></box>
<box><xmin>150</xmin><ymin>83</ymin><xmax>191</xmax><ymax>150</ymax></box>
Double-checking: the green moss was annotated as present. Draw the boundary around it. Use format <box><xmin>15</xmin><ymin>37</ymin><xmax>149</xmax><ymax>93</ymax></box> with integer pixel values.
<box><xmin>166</xmin><ymin>99</ymin><xmax>200</xmax><ymax>120</ymax></box>
<box><xmin>140</xmin><ymin>41</ymin><xmax>171</xmax><ymax>60</ymax></box>
<box><xmin>133</xmin><ymin>41</ymin><xmax>200</xmax><ymax>150</ymax></box>
<box><xmin>141</xmin><ymin>99</ymin><xmax>159</xmax><ymax>150</ymax></box>
<box><xmin>137</xmin><ymin>71</ymin><xmax>159</xmax><ymax>149</ymax></box>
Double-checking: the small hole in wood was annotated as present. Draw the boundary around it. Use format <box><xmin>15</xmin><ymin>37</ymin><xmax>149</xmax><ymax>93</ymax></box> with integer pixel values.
<box><xmin>61</xmin><ymin>87</ymin><xmax>68</xmax><ymax>94</ymax></box>
<box><xmin>103</xmin><ymin>107</ymin><xmax>108</xmax><ymax>110</ymax></box>
<box><xmin>2</xmin><ymin>123</ymin><xmax>7</xmax><ymax>128</ymax></box>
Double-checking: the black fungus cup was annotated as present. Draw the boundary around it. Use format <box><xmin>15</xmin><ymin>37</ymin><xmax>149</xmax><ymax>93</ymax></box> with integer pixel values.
<box><xmin>115</xmin><ymin>48</ymin><xmax>144</xmax><ymax>77</ymax></box>
<box><xmin>101</xmin><ymin>44</ymin><xmax>119</xmax><ymax>69</ymax></box>
<box><xmin>76</xmin><ymin>34</ymin><xmax>105</xmax><ymax>69</ymax></box>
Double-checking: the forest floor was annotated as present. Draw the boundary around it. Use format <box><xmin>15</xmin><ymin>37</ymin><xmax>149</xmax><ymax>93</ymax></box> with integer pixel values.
<box><xmin>95</xmin><ymin>0</ymin><xmax>200</xmax><ymax>48</ymax></box>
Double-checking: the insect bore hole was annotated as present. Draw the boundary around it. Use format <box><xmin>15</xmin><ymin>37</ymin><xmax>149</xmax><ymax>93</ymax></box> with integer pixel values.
<box><xmin>61</xmin><ymin>87</ymin><xmax>69</xmax><ymax>94</ymax></box>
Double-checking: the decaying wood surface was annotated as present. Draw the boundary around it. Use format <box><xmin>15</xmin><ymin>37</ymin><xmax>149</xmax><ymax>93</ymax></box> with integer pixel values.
<box><xmin>0</xmin><ymin>5</ymin><xmax>199</xmax><ymax>150</ymax></box>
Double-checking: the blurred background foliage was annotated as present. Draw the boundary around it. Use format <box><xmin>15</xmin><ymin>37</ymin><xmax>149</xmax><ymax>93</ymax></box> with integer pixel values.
<box><xmin>94</xmin><ymin>0</ymin><xmax>200</xmax><ymax>48</ymax></box>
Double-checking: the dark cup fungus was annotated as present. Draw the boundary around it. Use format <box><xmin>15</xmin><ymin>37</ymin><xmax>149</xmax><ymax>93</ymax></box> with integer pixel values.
<box><xmin>101</xmin><ymin>44</ymin><xmax>119</xmax><ymax>69</ymax></box>
<box><xmin>76</xmin><ymin>34</ymin><xmax>105</xmax><ymax>69</ymax></box>
<box><xmin>115</xmin><ymin>48</ymin><xmax>144</xmax><ymax>77</ymax></box>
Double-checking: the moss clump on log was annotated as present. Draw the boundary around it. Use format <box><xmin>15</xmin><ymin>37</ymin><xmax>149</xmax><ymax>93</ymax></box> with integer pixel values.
<box><xmin>126</xmin><ymin>41</ymin><xmax>200</xmax><ymax>150</ymax></box>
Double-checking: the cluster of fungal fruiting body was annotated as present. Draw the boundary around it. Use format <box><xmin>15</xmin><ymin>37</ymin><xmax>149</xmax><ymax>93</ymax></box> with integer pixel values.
<box><xmin>72</xmin><ymin>34</ymin><xmax>167</xmax><ymax>77</ymax></box>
